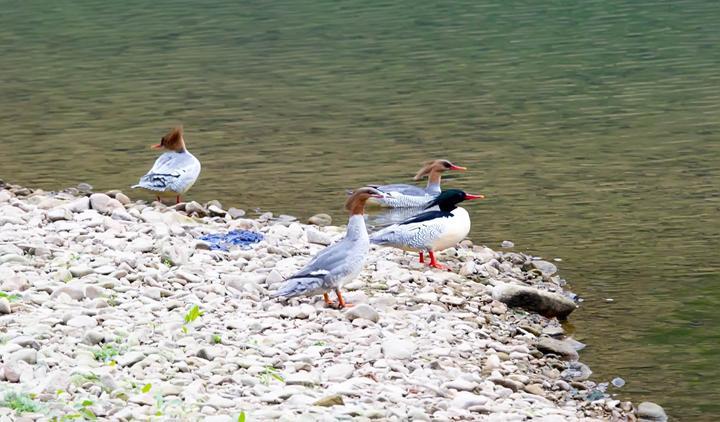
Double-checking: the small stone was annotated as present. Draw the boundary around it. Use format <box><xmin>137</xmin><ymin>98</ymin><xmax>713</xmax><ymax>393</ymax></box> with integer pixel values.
<box><xmin>382</xmin><ymin>338</ymin><xmax>416</xmax><ymax>360</ymax></box>
<box><xmin>83</xmin><ymin>330</ymin><xmax>106</xmax><ymax>345</ymax></box>
<box><xmin>492</xmin><ymin>377</ymin><xmax>523</xmax><ymax>392</ymax></box>
<box><xmin>116</xmin><ymin>351</ymin><xmax>145</xmax><ymax>367</ymax></box>
<box><xmin>344</xmin><ymin>304</ymin><xmax>379</xmax><ymax>323</ymax></box>
<box><xmin>611</xmin><ymin>377</ymin><xmax>626</xmax><ymax>388</ymax></box>
<box><xmin>48</xmin><ymin>208</ymin><xmax>72</xmax><ymax>221</ymax></box>
<box><xmin>206</xmin><ymin>395</ymin><xmax>234</xmax><ymax>409</ymax></box>
<box><xmin>115</xmin><ymin>192</ymin><xmax>131</xmax><ymax>205</ymax></box>
<box><xmin>537</xmin><ymin>337</ymin><xmax>579</xmax><ymax>361</ymax></box>
<box><xmin>69</xmin><ymin>265</ymin><xmax>93</xmax><ymax>278</ymax></box>
<box><xmin>10</xmin><ymin>348</ymin><xmax>37</xmax><ymax>364</ymax></box>
<box><xmin>313</xmin><ymin>395</ymin><xmax>344</xmax><ymax>407</ymax></box>
<box><xmin>501</xmin><ymin>240</ymin><xmax>514</xmax><ymax>248</ymax></box>
<box><xmin>197</xmin><ymin>348</ymin><xmax>216</xmax><ymax>361</ymax></box>
<box><xmin>324</xmin><ymin>364</ymin><xmax>355</xmax><ymax>382</ymax></box>
<box><xmin>307</xmin><ymin>213</ymin><xmax>332</xmax><ymax>226</ymax></box>
<box><xmin>67</xmin><ymin>315</ymin><xmax>98</xmax><ymax>328</ymax></box>
<box><xmin>90</xmin><ymin>193</ymin><xmax>123</xmax><ymax>214</ymax></box>
<box><xmin>185</xmin><ymin>201</ymin><xmax>208</xmax><ymax>217</ymax></box>
<box><xmin>208</xmin><ymin>205</ymin><xmax>226</xmax><ymax>217</ymax></box>
<box><xmin>451</xmin><ymin>391</ymin><xmax>488</xmax><ymax>409</ymax></box>
<box><xmin>637</xmin><ymin>402</ymin><xmax>667</xmax><ymax>422</ymax></box>
<box><xmin>0</xmin><ymin>298</ymin><xmax>11</xmax><ymax>314</ymax></box>
<box><xmin>111</xmin><ymin>208</ymin><xmax>133</xmax><ymax>221</ymax></box>
<box><xmin>306</xmin><ymin>227</ymin><xmax>332</xmax><ymax>245</ymax></box>
<box><xmin>524</xmin><ymin>383</ymin><xmax>545</xmax><ymax>396</ymax></box>
<box><xmin>227</xmin><ymin>207</ymin><xmax>245</xmax><ymax>218</ymax></box>
<box><xmin>285</xmin><ymin>372</ymin><xmax>318</xmax><ymax>387</ymax></box>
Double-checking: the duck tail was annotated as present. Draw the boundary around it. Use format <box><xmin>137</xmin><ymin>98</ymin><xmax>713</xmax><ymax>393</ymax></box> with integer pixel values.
<box><xmin>270</xmin><ymin>276</ymin><xmax>324</xmax><ymax>298</ymax></box>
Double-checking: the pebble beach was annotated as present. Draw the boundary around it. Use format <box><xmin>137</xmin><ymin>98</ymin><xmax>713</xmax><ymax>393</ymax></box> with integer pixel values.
<box><xmin>0</xmin><ymin>181</ymin><xmax>667</xmax><ymax>421</ymax></box>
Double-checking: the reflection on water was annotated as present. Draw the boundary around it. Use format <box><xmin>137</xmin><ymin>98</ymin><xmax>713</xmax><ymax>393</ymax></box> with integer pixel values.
<box><xmin>1</xmin><ymin>0</ymin><xmax>720</xmax><ymax>419</ymax></box>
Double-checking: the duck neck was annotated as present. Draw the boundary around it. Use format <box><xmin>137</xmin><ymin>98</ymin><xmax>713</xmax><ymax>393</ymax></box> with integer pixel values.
<box><xmin>426</xmin><ymin>170</ymin><xmax>442</xmax><ymax>194</ymax></box>
<box><xmin>346</xmin><ymin>214</ymin><xmax>367</xmax><ymax>240</ymax></box>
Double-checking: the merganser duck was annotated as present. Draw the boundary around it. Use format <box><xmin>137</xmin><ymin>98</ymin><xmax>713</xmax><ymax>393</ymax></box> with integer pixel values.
<box><xmin>369</xmin><ymin>159</ymin><xmax>467</xmax><ymax>208</ymax></box>
<box><xmin>132</xmin><ymin>126</ymin><xmax>201</xmax><ymax>204</ymax></box>
<box><xmin>370</xmin><ymin>189</ymin><xmax>484</xmax><ymax>270</ymax></box>
<box><xmin>271</xmin><ymin>187</ymin><xmax>383</xmax><ymax>308</ymax></box>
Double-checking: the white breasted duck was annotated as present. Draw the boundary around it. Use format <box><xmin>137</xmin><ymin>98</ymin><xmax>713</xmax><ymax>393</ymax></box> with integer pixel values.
<box><xmin>370</xmin><ymin>189</ymin><xmax>484</xmax><ymax>270</ymax></box>
<box><xmin>369</xmin><ymin>159</ymin><xmax>467</xmax><ymax>208</ymax></box>
<box><xmin>132</xmin><ymin>126</ymin><xmax>201</xmax><ymax>204</ymax></box>
<box><xmin>271</xmin><ymin>187</ymin><xmax>383</xmax><ymax>308</ymax></box>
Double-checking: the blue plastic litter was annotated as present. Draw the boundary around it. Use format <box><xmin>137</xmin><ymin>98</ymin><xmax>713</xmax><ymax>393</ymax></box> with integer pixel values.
<box><xmin>199</xmin><ymin>230</ymin><xmax>263</xmax><ymax>251</ymax></box>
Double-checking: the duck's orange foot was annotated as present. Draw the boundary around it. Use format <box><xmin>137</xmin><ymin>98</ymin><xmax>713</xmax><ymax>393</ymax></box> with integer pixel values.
<box><xmin>323</xmin><ymin>293</ymin><xmax>335</xmax><ymax>307</ymax></box>
<box><xmin>428</xmin><ymin>251</ymin><xmax>450</xmax><ymax>271</ymax></box>
<box><xmin>335</xmin><ymin>290</ymin><xmax>353</xmax><ymax>308</ymax></box>
<box><xmin>430</xmin><ymin>262</ymin><xmax>449</xmax><ymax>271</ymax></box>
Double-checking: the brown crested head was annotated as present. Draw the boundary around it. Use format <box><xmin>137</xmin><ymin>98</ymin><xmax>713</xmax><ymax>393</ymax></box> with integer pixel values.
<box><xmin>345</xmin><ymin>187</ymin><xmax>383</xmax><ymax>215</ymax></box>
<box><xmin>413</xmin><ymin>159</ymin><xmax>466</xmax><ymax>181</ymax></box>
<box><xmin>151</xmin><ymin>126</ymin><xmax>186</xmax><ymax>152</ymax></box>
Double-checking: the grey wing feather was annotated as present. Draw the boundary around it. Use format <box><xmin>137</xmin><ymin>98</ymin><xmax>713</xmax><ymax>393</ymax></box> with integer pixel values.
<box><xmin>292</xmin><ymin>239</ymin><xmax>349</xmax><ymax>278</ymax></box>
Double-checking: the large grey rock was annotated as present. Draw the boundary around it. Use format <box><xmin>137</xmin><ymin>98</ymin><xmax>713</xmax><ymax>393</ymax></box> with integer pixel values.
<box><xmin>492</xmin><ymin>283</ymin><xmax>577</xmax><ymax>319</ymax></box>
<box><xmin>537</xmin><ymin>337</ymin><xmax>579</xmax><ymax>361</ymax></box>
<box><xmin>637</xmin><ymin>402</ymin><xmax>667</xmax><ymax>422</ymax></box>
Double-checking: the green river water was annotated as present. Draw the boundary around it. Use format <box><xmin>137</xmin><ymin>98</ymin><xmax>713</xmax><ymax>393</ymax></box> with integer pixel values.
<box><xmin>1</xmin><ymin>0</ymin><xmax>719</xmax><ymax>419</ymax></box>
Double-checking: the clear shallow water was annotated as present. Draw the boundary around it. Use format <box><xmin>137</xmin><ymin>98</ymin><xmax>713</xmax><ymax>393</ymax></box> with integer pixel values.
<box><xmin>1</xmin><ymin>0</ymin><xmax>719</xmax><ymax>419</ymax></box>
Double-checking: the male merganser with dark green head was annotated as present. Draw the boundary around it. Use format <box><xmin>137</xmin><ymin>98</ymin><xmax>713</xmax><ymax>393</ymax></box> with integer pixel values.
<box><xmin>370</xmin><ymin>189</ymin><xmax>485</xmax><ymax>270</ymax></box>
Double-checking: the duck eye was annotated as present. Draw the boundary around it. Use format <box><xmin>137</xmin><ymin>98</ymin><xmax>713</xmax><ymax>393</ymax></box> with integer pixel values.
<box><xmin>443</xmin><ymin>162</ymin><xmax>452</xmax><ymax>168</ymax></box>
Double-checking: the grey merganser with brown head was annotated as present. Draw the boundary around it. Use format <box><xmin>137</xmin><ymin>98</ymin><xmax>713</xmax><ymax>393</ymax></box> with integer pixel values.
<box><xmin>132</xmin><ymin>126</ymin><xmax>201</xmax><ymax>204</ymax></box>
<box><xmin>369</xmin><ymin>159</ymin><xmax>467</xmax><ymax>208</ymax></box>
<box><xmin>271</xmin><ymin>187</ymin><xmax>383</xmax><ymax>308</ymax></box>
<box><xmin>370</xmin><ymin>189</ymin><xmax>485</xmax><ymax>270</ymax></box>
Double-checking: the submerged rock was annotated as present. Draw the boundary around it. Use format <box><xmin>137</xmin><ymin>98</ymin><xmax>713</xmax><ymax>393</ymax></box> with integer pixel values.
<box><xmin>492</xmin><ymin>283</ymin><xmax>577</xmax><ymax>319</ymax></box>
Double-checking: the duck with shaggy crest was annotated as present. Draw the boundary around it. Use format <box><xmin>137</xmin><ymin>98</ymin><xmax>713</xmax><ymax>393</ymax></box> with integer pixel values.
<box><xmin>370</xmin><ymin>189</ymin><xmax>485</xmax><ymax>270</ymax></box>
<box><xmin>271</xmin><ymin>187</ymin><xmax>383</xmax><ymax>308</ymax></box>
<box><xmin>132</xmin><ymin>126</ymin><xmax>201</xmax><ymax>204</ymax></box>
<box><xmin>369</xmin><ymin>159</ymin><xmax>467</xmax><ymax>208</ymax></box>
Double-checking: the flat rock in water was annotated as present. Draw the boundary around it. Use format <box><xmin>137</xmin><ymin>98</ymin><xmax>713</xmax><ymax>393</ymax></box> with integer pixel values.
<box><xmin>492</xmin><ymin>283</ymin><xmax>577</xmax><ymax>319</ymax></box>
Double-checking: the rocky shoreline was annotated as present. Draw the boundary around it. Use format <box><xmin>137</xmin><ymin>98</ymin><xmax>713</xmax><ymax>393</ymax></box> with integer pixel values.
<box><xmin>0</xmin><ymin>181</ymin><xmax>666</xmax><ymax>421</ymax></box>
